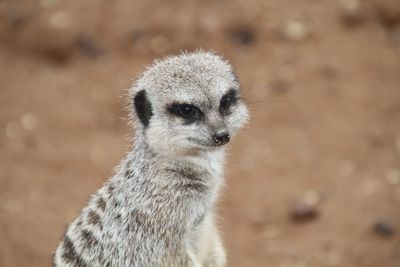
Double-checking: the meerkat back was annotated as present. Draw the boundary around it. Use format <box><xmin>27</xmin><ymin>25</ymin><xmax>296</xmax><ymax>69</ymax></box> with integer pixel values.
<box><xmin>54</xmin><ymin>51</ymin><xmax>249</xmax><ymax>267</ymax></box>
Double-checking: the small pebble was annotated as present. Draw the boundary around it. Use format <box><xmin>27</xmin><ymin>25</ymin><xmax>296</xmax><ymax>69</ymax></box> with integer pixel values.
<box><xmin>20</xmin><ymin>112</ymin><xmax>38</xmax><ymax>130</ymax></box>
<box><xmin>290</xmin><ymin>201</ymin><xmax>319</xmax><ymax>222</ymax></box>
<box><xmin>281</xmin><ymin>20</ymin><xmax>308</xmax><ymax>42</ymax></box>
<box><xmin>229</xmin><ymin>26</ymin><xmax>255</xmax><ymax>46</ymax></box>
<box><xmin>262</xmin><ymin>224</ymin><xmax>282</xmax><ymax>239</ymax></box>
<box><xmin>49</xmin><ymin>11</ymin><xmax>70</xmax><ymax>30</ymax></box>
<box><xmin>373</xmin><ymin>220</ymin><xmax>395</xmax><ymax>238</ymax></box>
<box><xmin>35</xmin><ymin>33</ymin><xmax>74</xmax><ymax>64</ymax></box>
<box><xmin>340</xmin><ymin>0</ymin><xmax>366</xmax><ymax>27</ymax></box>
<box><xmin>75</xmin><ymin>35</ymin><xmax>103</xmax><ymax>59</ymax></box>
<box><xmin>375</xmin><ymin>2</ymin><xmax>400</xmax><ymax>28</ymax></box>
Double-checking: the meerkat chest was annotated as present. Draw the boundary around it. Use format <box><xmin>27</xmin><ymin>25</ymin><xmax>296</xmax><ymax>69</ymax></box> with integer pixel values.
<box><xmin>204</xmin><ymin>150</ymin><xmax>225</xmax><ymax>199</ymax></box>
<box><xmin>185</xmin><ymin>150</ymin><xmax>225</xmax><ymax>228</ymax></box>
<box><xmin>208</xmin><ymin>155</ymin><xmax>224</xmax><ymax>179</ymax></box>
<box><xmin>194</xmin><ymin>150</ymin><xmax>225</xmax><ymax>179</ymax></box>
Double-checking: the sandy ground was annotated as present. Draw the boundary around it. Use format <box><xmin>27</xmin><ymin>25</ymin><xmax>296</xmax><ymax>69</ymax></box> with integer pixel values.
<box><xmin>1</xmin><ymin>0</ymin><xmax>400</xmax><ymax>266</ymax></box>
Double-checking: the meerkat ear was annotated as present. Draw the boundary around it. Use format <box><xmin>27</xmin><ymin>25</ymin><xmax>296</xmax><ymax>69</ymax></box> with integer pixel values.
<box><xmin>134</xmin><ymin>90</ymin><xmax>153</xmax><ymax>127</ymax></box>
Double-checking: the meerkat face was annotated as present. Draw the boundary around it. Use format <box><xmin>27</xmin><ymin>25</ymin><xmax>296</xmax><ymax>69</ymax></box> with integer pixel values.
<box><xmin>132</xmin><ymin>52</ymin><xmax>250</xmax><ymax>156</ymax></box>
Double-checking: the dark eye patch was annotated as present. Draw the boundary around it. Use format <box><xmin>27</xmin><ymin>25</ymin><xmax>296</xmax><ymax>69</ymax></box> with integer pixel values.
<box><xmin>219</xmin><ymin>89</ymin><xmax>238</xmax><ymax>115</ymax></box>
<box><xmin>167</xmin><ymin>103</ymin><xmax>204</xmax><ymax>124</ymax></box>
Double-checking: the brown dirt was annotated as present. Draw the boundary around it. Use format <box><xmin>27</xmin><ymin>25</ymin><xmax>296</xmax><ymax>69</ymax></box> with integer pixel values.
<box><xmin>1</xmin><ymin>0</ymin><xmax>400</xmax><ymax>266</ymax></box>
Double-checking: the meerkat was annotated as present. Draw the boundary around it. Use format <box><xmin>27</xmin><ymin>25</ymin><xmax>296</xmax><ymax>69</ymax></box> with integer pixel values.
<box><xmin>53</xmin><ymin>51</ymin><xmax>250</xmax><ymax>267</ymax></box>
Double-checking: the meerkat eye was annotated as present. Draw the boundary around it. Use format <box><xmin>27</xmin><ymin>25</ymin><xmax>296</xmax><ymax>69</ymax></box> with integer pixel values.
<box><xmin>220</xmin><ymin>96</ymin><xmax>232</xmax><ymax>110</ymax></box>
<box><xmin>167</xmin><ymin>103</ymin><xmax>203</xmax><ymax>121</ymax></box>
<box><xmin>219</xmin><ymin>89</ymin><xmax>237</xmax><ymax>114</ymax></box>
<box><xmin>177</xmin><ymin>104</ymin><xmax>196</xmax><ymax>118</ymax></box>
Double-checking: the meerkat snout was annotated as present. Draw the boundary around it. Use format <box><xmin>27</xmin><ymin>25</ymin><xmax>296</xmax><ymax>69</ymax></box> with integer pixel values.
<box><xmin>213</xmin><ymin>131</ymin><xmax>230</xmax><ymax>146</ymax></box>
<box><xmin>132</xmin><ymin>51</ymin><xmax>250</xmax><ymax>155</ymax></box>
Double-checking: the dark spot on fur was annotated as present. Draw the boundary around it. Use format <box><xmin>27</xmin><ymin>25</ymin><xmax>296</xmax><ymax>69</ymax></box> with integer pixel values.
<box><xmin>183</xmin><ymin>182</ymin><xmax>208</xmax><ymax>193</ymax></box>
<box><xmin>126</xmin><ymin>222</ymin><xmax>136</xmax><ymax>233</ymax></box>
<box><xmin>61</xmin><ymin>236</ymin><xmax>87</xmax><ymax>267</ymax></box>
<box><xmin>96</xmin><ymin>198</ymin><xmax>106</xmax><ymax>212</ymax></box>
<box><xmin>81</xmin><ymin>230</ymin><xmax>99</xmax><ymax>249</ymax></box>
<box><xmin>181</xmin><ymin>169</ymin><xmax>202</xmax><ymax>181</ymax></box>
<box><xmin>87</xmin><ymin>211</ymin><xmax>102</xmax><ymax>228</ymax></box>
<box><xmin>107</xmin><ymin>184</ymin><xmax>114</xmax><ymax>195</ymax></box>
<box><xmin>165</xmin><ymin>167</ymin><xmax>210</xmax><ymax>194</ymax></box>
<box><xmin>193</xmin><ymin>213</ymin><xmax>205</xmax><ymax>226</ymax></box>
<box><xmin>165</xmin><ymin>167</ymin><xmax>204</xmax><ymax>181</ymax></box>
<box><xmin>232</xmin><ymin>71</ymin><xmax>239</xmax><ymax>82</ymax></box>
<box><xmin>125</xmin><ymin>168</ymin><xmax>132</xmax><ymax>179</ymax></box>
<box><xmin>131</xmin><ymin>210</ymin><xmax>154</xmax><ymax>233</ymax></box>
<box><xmin>113</xmin><ymin>200</ymin><xmax>121</xmax><ymax>209</ymax></box>
<box><xmin>52</xmin><ymin>252</ymin><xmax>57</xmax><ymax>266</ymax></box>
<box><xmin>134</xmin><ymin>90</ymin><xmax>153</xmax><ymax>127</ymax></box>
<box><xmin>125</xmin><ymin>161</ymin><xmax>135</xmax><ymax>179</ymax></box>
<box><xmin>172</xmin><ymin>72</ymin><xmax>185</xmax><ymax>79</ymax></box>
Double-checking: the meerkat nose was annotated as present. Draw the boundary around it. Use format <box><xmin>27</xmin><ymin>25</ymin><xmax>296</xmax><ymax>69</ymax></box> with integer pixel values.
<box><xmin>213</xmin><ymin>132</ymin><xmax>230</xmax><ymax>146</ymax></box>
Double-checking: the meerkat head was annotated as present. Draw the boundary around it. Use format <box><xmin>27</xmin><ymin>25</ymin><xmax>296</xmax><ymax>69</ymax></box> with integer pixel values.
<box><xmin>130</xmin><ymin>51</ymin><xmax>250</xmax><ymax>156</ymax></box>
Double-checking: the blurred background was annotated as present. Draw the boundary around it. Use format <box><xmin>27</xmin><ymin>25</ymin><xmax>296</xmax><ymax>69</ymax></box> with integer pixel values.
<box><xmin>1</xmin><ymin>0</ymin><xmax>400</xmax><ymax>266</ymax></box>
